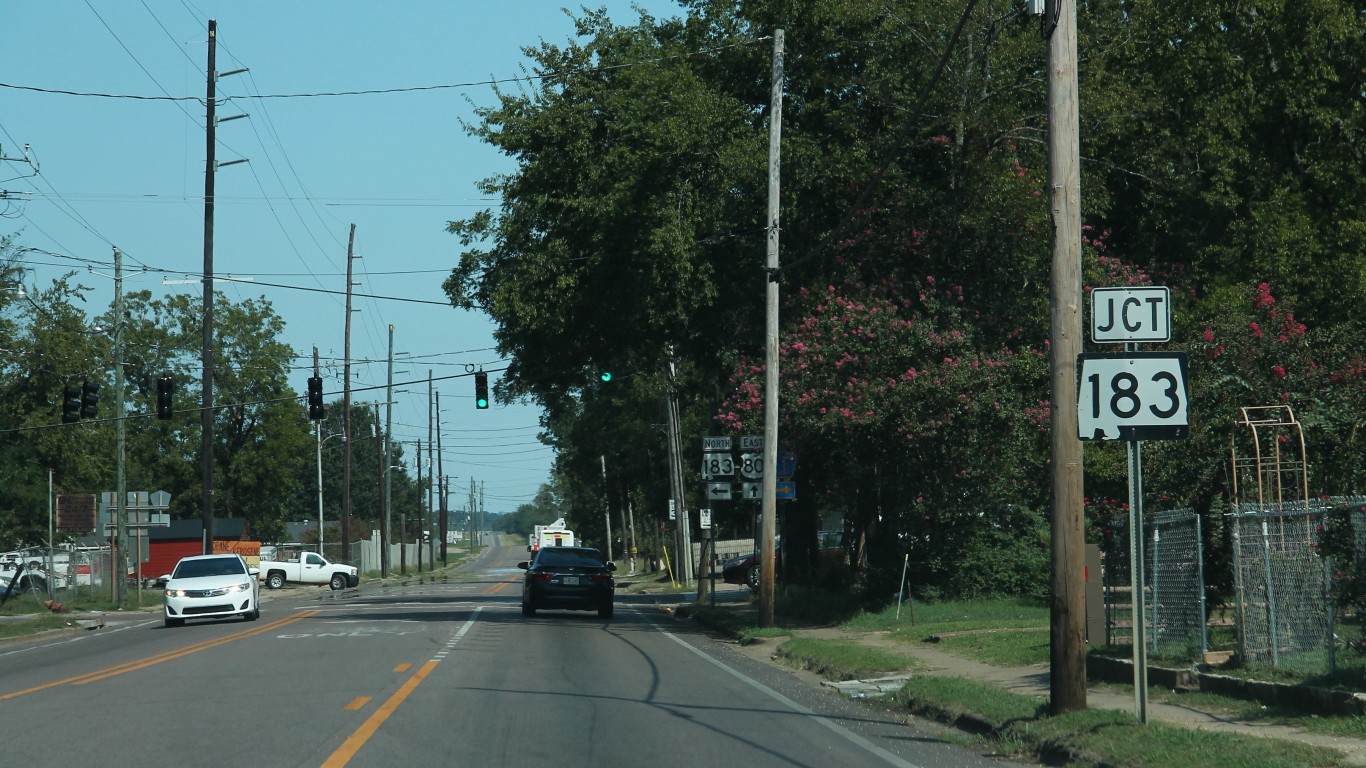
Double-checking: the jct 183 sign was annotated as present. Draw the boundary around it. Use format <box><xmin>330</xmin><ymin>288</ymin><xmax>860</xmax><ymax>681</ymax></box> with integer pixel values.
<box><xmin>1077</xmin><ymin>352</ymin><xmax>1190</xmax><ymax>441</ymax></box>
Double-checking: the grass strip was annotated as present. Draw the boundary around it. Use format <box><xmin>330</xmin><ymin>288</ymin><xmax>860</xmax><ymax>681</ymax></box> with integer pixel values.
<box><xmin>890</xmin><ymin>676</ymin><xmax>1349</xmax><ymax>767</ymax></box>
<box><xmin>843</xmin><ymin>597</ymin><xmax>1049</xmax><ymax>634</ymax></box>
<box><xmin>775</xmin><ymin>636</ymin><xmax>918</xmax><ymax>681</ymax></box>
<box><xmin>932</xmin><ymin>628</ymin><xmax>1051</xmax><ymax>667</ymax></box>
<box><xmin>1010</xmin><ymin>707</ymin><xmax>1347</xmax><ymax>767</ymax></box>
<box><xmin>890</xmin><ymin>675</ymin><xmax>1043</xmax><ymax>729</ymax></box>
<box><xmin>0</xmin><ymin>613</ymin><xmax>72</xmax><ymax>639</ymax></box>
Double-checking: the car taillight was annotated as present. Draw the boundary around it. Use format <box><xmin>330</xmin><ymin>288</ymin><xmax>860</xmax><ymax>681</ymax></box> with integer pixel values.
<box><xmin>589</xmin><ymin>573</ymin><xmax>613</xmax><ymax>583</ymax></box>
<box><xmin>532</xmin><ymin>572</ymin><xmax>554</xmax><ymax>582</ymax></box>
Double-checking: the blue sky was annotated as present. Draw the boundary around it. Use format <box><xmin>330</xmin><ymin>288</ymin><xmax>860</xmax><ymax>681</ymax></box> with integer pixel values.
<box><xmin>0</xmin><ymin>1</ymin><xmax>681</xmax><ymax>517</ymax></box>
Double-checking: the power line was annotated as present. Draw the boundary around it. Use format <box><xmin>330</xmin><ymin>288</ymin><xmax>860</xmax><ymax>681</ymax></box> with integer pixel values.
<box><xmin>0</xmin><ymin>36</ymin><xmax>770</xmax><ymax>102</ymax></box>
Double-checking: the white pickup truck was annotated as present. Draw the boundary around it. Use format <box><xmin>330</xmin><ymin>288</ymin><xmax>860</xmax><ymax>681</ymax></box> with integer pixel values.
<box><xmin>258</xmin><ymin>550</ymin><xmax>359</xmax><ymax>591</ymax></box>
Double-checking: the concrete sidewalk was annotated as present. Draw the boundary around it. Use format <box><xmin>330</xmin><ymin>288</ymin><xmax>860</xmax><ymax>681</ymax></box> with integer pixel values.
<box><xmin>777</xmin><ymin>624</ymin><xmax>1366</xmax><ymax>766</ymax></box>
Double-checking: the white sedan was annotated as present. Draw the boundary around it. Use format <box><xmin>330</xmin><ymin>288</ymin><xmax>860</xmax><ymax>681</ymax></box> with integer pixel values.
<box><xmin>162</xmin><ymin>553</ymin><xmax>260</xmax><ymax>627</ymax></box>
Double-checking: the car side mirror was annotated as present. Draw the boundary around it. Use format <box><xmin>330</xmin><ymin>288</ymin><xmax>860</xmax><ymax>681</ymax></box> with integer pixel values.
<box><xmin>606</xmin><ymin>562</ymin><xmax>617</xmax><ymax>572</ymax></box>
<box><xmin>248</xmin><ymin>567</ymin><xmax>260</xmax><ymax>577</ymax></box>
<box><xmin>517</xmin><ymin>562</ymin><xmax>529</xmax><ymax>570</ymax></box>
<box><xmin>158</xmin><ymin>574</ymin><xmax>170</xmax><ymax>583</ymax></box>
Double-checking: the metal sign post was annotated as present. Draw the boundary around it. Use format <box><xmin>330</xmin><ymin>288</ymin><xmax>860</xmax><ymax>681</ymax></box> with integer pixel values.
<box><xmin>1127</xmin><ymin>413</ymin><xmax>1148</xmax><ymax>723</ymax></box>
<box><xmin>1082</xmin><ymin>287</ymin><xmax>1186</xmax><ymax>725</ymax></box>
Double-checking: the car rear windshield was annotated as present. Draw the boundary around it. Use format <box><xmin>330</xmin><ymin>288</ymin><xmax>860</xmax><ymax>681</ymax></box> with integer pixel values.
<box><xmin>536</xmin><ymin>550</ymin><xmax>605</xmax><ymax>568</ymax></box>
<box><xmin>173</xmin><ymin>557</ymin><xmax>246</xmax><ymax>578</ymax></box>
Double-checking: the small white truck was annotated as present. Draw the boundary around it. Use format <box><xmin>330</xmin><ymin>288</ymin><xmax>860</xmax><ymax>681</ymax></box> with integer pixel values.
<box><xmin>528</xmin><ymin>519</ymin><xmax>576</xmax><ymax>553</ymax></box>
<box><xmin>258</xmin><ymin>549</ymin><xmax>359</xmax><ymax>591</ymax></box>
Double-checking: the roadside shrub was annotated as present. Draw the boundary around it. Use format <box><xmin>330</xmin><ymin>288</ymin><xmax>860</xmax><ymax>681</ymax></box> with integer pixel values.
<box><xmin>920</xmin><ymin>506</ymin><xmax>1049</xmax><ymax>600</ymax></box>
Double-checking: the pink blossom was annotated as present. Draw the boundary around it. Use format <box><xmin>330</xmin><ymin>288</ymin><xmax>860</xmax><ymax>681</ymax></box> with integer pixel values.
<box><xmin>1273</xmin><ymin>365</ymin><xmax>1287</xmax><ymax>378</ymax></box>
<box><xmin>1255</xmin><ymin>283</ymin><xmax>1276</xmax><ymax>309</ymax></box>
<box><xmin>1249</xmin><ymin>322</ymin><xmax>1263</xmax><ymax>339</ymax></box>
<box><xmin>1203</xmin><ymin>328</ymin><xmax>1215</xmax><ymax>342</ymax></box>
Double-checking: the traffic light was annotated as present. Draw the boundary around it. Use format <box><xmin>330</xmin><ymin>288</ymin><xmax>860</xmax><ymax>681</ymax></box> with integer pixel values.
<box><xmin>307</xmin><ymin>376</ymin><xmax>325</xmax><ymax>420</ymax></box>
<box><xmin>599</xmin><ymin>371</ymin><xmax>612</xmax><ymax>382</ymax></box>
<box><xmin>156</xmin><ymin>376</ymin><xmax>174</xmax><ymax>420</ymax></box>
<box><xmin>474</xmin><ymin>371</ymin><xmax>489</xmax><ymax>410</ymax></box>
<box><xmin>61</xmin><ymin>385</ymin><xmax>81</xmax><ymax>424</ymax></box>
<box><xmin>79</xmin><ymin>380</ymin><xmax>99</xmax><ymax>420</ymax></box>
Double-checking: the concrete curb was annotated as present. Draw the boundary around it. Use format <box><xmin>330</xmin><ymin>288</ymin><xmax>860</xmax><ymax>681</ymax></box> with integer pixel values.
<box><xmin>1087</xmin><ymin>654</ymin><xmax>1366</xmax><ymax>717</ymax></box>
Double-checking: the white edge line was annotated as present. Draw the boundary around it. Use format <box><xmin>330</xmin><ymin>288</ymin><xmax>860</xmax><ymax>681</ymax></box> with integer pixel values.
<box><xmin>633</xmin><ymin>608</ymin><xmax>922</xmax><ymax>768</ymax></box>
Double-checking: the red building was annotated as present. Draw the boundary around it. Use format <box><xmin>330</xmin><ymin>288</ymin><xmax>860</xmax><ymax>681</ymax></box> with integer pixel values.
<box><xmin>142</xmin><ymin>518</ymin><xmax>254</xmax><ymax>578</ymax></box>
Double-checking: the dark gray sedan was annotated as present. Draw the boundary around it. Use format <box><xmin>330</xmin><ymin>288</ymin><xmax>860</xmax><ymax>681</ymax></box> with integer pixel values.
<box><xmin>518</xmin><ymin>546</ymin><xmax>615</xmax><ymax>619</ymax></box>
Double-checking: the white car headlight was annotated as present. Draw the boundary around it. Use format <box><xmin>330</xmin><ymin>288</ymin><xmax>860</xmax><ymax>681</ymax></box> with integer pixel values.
<box><xmin>229</xmin><ymin>580</ymin><xmax>253</xmax><ymax>593</ymax></box>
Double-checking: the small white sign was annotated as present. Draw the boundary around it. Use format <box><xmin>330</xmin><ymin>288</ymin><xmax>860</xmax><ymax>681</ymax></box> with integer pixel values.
<box><xmin>740</xmin><ymin>435</ymin><xmax>764</xmax><ymax>450</ymax></box>
<box><xmin>699</xmin><ymin>508</ymin><xmax>712</xmax><ymax>529</ymax></box>
<box><xmin>668</xmin><ymin>499</ymin><xmax>676</xmax><ymax>521</ymax></box>
<box><xmin>1091</xmin><ymin>287</ymin><xmax>1171</xmax><ymax>343</ymax></box>
<box><xmin>742</xmin><ymin>482</ymin><xmax>762</xmax><ymax>500</ymax></box>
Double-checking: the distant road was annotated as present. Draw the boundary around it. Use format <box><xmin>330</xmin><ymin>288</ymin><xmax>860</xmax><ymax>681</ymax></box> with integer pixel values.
<box><xmin>0</xmin><ymin>540</ymin><xmax>1021</xmax><ymax>768</ymax></box>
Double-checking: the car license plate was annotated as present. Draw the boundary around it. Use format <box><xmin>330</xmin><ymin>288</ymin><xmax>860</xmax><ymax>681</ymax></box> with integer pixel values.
<box><xmin>561</xmin><ymin>576</ymin><xmax>580</xmax><ymax>585</ymax></box>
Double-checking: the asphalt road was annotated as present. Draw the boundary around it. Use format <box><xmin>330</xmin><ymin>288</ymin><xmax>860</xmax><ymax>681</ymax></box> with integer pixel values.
<box><xmin>0</xmin><ymin>543</ymin><xmax>1028</xmax><ymax>768</ymax></box>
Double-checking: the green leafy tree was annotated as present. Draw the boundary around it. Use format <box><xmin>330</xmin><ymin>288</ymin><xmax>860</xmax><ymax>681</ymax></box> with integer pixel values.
<box><xmin>439</xmin><ymin>0</ymin><xmax>1366</xmax><ymax>602</ymax></box>
<box><xmin>1081</xmin><ymin>0</ymin><xmax>1366</xmax><ymax>327</ymax></box>
<box><xmin>109</xmin><ymin>290</ymin><xmax>312</xmax><ymax>543</ymax></box>
<box><xmin>0</xmin><ymin>269</ymin><xmax>113</xmax><ymax>546</ymax></box>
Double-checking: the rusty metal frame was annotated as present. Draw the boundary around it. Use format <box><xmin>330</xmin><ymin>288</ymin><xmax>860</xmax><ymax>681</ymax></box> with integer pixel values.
<box><xmin>1231</xmin><ymin>405</ymin><xmax>1310</xmax><ymax>511</ymax></box>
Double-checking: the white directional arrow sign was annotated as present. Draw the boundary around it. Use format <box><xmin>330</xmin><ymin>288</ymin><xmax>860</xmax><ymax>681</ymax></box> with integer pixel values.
<box><xmin>706</xmin><ymin>482</ymin><xmax>733</xmax><ymax>501</ymax></box>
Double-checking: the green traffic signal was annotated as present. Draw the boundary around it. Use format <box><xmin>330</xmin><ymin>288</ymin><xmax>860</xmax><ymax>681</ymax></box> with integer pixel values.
<box><xmin>474</xmin><ymin>371</ymin><xmax>489</xmax><ymax>409</ymax></box>
<box><xmin>600</xmin><ymin>371</ymin><xmax>612</xmax><ymax>382</ymax></box>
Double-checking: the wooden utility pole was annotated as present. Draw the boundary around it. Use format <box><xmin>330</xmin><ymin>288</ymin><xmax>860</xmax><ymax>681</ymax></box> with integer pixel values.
<box><xmin>416</xmin><ymin>439</ymin><xmax>423</xmax><ymax>572</ymax></box>
<box><xmin>758</xmin><ymin>29</ymin><xmax>785</xmax><ymax>628</ymax></box>
<box><xmin>436</xmin><ymin>391</ymin><xmax>446</xmax><ymax>565</ymax></box>
<box><xmin>341</xmin><ymin>224</ymin><xmax>356</xmax><ymax>560</ymax></box>
<box><xmin>384</xmin><ymin>325</ymin><xmax>395</xmax><ymax>574</ymax></box>
<box><xmin>428</xmin><ymin>371</ymin><xmax>435</xmax><ymax>567</ymax></box>
<box><xmin>1047</xmin><ymin>0</ymin><xmax>1087</xmax><ymax>714</ymax></box>
<box><xmin>113</xmin><ymin>248</ymin><xmax>128</xmax><ymax>606</ymax></box>
<box><xmin>374</xmin><ymin>403</ymin><xmax>387</xmax><ymax>576</ymax></box>
<box><xmin>601</xmin><ymin>455</ymin><xmax>613</xmax><ymax>563</ymax></box>
<box><xmin>200</xmin><ymin>19</ymin><xmax>217</xmax><ymax>553</ymax></box>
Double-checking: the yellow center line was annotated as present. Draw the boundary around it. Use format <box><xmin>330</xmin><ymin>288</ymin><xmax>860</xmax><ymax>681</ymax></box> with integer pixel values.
<box><xmin>393</xmin><ymin>663</ymin><xmax>411</xmax><ymax>673</ymax></box>
<box><xmin>322</xmin><ymin>609</ymin><xmax>481</xmax><ymax>767</ymax></box>
<box><xmin>0</xmin><ymin>610</ymin><xmax>320</xmax><ymax>700</ymax></box>
<box><xmin>344</xmin><ymin>697</ymin><xmax>371</xmax><ymax>711</ymax></box>
<box><xmin>481</xmin><ymin>576</ymin><xmax>519</xmax><ymax>595</ymax></box>
<box><xmin>322</xmin><ymin>661</ymin><xmax>438</xmax><ymax>768</ymax></box>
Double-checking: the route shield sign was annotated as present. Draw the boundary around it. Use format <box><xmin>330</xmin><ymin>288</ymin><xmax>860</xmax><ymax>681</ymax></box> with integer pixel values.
<box><xmin>1077</xmin><ymin>352</ymin><xmax>1190</xmax><ymax>441</ymax></box>
<box><xmin>701</xmin><ymin>453</ymin><xmax>735</xmax><ymax>479</ymax></box>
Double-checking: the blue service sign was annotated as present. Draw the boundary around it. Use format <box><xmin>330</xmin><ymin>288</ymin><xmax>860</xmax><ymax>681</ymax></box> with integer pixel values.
<box><xmin>777</xmin><ymin>452</ymin><xmax>797</xmax><ymax>478</ymax></box>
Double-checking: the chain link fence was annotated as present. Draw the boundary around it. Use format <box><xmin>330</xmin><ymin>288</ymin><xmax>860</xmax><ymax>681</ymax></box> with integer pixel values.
<box><xmin>1231</xmin><ymin>500</ymin><xmax>1334</xmax><ymax>674</ymax></box>
<box><xmin>1146</xmin><ymin>509</ymin><xmax>1207</xmax><ymax>656</ymax></box>
<box><xmin>1102</xmin><ymin>509</ymin><xmax>1207</xmax><ymax>657</ymax></box>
